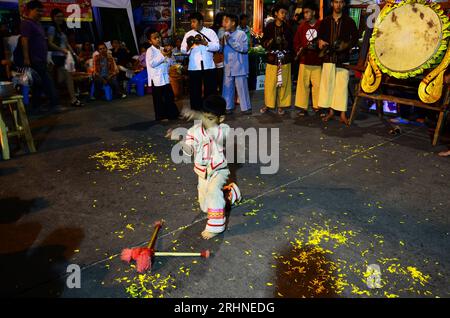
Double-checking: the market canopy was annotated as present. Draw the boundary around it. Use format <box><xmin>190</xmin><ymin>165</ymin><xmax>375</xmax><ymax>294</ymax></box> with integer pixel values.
<box><xmin>91</xmin><ymin>0</ymin><xmax>138</xmax><ymax>51</ymax></box>
<box><xmin>0</xmin><ymin>0</ymin><xmax>138</xmax><ymax>51</ymax></box>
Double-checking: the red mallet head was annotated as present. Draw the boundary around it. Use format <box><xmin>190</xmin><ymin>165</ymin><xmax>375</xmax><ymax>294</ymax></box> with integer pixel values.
<box><xmin>135</xmin><ymin>248</ymin><xmax>155</xmax><ymax>273</ymax></box>
<box><xmin>121</xmin><ymin>247</ymin><xmax>146</xmax><ymax>263</ymax></box>
<box><xmin>200</xmin><ymin>250</ymin><xmax>211</xmax><ymax>258</ymax></box>
<box><xmin>121</xmin><ymin>248</ymin><xmax>133</xmax><ymax>263</ymax></box>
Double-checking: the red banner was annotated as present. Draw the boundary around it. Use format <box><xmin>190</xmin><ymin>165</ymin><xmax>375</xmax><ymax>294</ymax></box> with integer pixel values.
<box><xmin>19</xmin><ymin>0</ymin><xmax>93</xmax><ymax>22</ymax></box>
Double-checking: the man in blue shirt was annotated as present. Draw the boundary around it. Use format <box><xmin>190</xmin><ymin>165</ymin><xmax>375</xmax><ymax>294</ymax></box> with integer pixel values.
<box><xmin>222</xmin><ymin>13</ymin><xmax>252</xmax><ymax>115</ymax></box>
<box><xmin>20</xmin><ymin>0</ymin><xmax>59</xmax><ymax>112</ymax></box>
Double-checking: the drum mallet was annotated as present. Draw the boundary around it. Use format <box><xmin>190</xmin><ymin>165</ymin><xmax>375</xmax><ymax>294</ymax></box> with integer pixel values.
<box><xmin>121</xmin><ymin>220</ymin><xmax>210</xmax><ymax>273</ymax></box>
<box><xmin>121</xmin><ymin>220</ymin><xmax>163</xmax><ymax>273</ymax></box>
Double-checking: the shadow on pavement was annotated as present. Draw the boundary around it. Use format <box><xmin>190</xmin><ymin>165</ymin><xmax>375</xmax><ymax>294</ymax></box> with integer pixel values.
<box><xmin>0</xmin><ymin>196</ymin><xmax>85</xmax><ymax>297</ymax></box>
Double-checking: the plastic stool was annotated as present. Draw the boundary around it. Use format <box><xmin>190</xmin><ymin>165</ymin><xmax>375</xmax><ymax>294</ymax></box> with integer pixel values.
<box><xmin>90</xmin><ymin>82</ymin><xmax>113</xmax><ymax>101</ymax></box>
<box><xmin>127</xmin><ymin>70</ymin><xmax>148</xmax><ymax>97</ymax></box>
<box><xmin>21</xmin><ymin>85</ymin><xmax>30</xmax><ymax>106</ymax></box>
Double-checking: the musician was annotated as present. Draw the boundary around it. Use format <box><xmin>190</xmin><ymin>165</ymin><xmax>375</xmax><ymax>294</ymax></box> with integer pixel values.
<box><xmin>260</xmin><ymin>3</ymin><xmax>294</xmax><ymax>116</ymax></box>
<box><xmin>181</xmin><ymin>12</ymin><xmax>220</xmax><ymax>110</ymax></box>
<box><xmin>293</xmin><ymin>1</ymin><xmax>322</xmax><ymax>117</ymax></box>
<box><xmin>222</xmin><ymin>13</ymin><xmax>252</xmax><ymax>115</ymax></box>
<box><xmin>237</xmin><ymin>14</ymin><xmax>253</xmax><ymax>48</ymax></box>
<box><xmin>318</xmin><ymin>0</ymin><xmax>358</xmax><ymax>125</ymax></box>
<box><xmin>146</xmin><ymin>30</ymin><xmax>179</xmax><ymax>121</ymax></box>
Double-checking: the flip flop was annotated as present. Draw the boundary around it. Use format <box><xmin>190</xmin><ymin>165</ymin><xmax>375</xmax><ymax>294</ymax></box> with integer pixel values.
<box><xmin>389</xmin><ymin>117</ymin><xmax>410</xmax><ymax>125</ymax></box>
<box><xmin>260</xmin><ymin>106</ymin><xmax>269</xmax><ymax>114</ymax></box>
<box><xmin>322</xmin><ymin>114</ymin><xmax>333</xmax><ymax>122</ymax></box>
<box><xmin>340</xmin><ymin>118</ymin><xmax>349</xmax><ymax>126</ymax></box>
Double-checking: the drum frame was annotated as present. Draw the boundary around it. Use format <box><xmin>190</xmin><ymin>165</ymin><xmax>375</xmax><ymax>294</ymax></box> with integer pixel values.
<box><xmin>348</xmin><ymin>0</ymin><xmax>450</xmax><ymax>146</ymax></box>
<box><xmin>362</xmin><ymin>0</ymin><xmax>450</xmax><ymax>104</ymax></box>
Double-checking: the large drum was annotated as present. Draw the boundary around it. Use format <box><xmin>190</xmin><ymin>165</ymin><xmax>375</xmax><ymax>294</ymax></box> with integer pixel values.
<box><xmin>370</xmin><ymin>0</ymin><xmax>450</xmax><ymax>79</ymax></box>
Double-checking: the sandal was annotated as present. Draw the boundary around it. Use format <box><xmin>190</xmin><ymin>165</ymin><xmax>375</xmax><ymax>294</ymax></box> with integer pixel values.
<box><xmin>322</xmin><ymin>114</ymin><xmax>333</xmax><ymax>122</ymax></box>
<box><xmin>297</xmin><ymin>109</ymin><xmax>307</xmax><ymax>117</ymax></box>
<box><xmin>388</xmin><ymin>126</ymin><xmax>402</xmax><ymax>135</ymax></box>
<box><xmin>339</xmin><ymin>117</ymin><xmax>349</xmax><ymax>126</ymax></box>
<box><xmin>71</xmin><ymin>99</ymin><xmax>84</xmax><ymax>107</ymax></box>
<box><xmin>260</xmin><ymin>106</ymin><xmax>269</xmax><ymax>114</ymax></box>
<box><xmin>316</xmin><ymin>109</ymin><xmax>327</xmax><ymax>117</ymax></box>
<box><xmin>277</xmin><ymin>108</ymin><xmax>285</xmax><ymax>115</ymax></box>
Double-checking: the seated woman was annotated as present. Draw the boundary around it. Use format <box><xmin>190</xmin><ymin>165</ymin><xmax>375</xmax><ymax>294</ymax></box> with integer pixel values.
<box><xmin>78</xmin><ymin>41</ymin><xmax>94</xmax><ymax>72</ymax></box>
<box><xmin>111</xmin><ymin>39</ymin><xmax>131</xmax><ymax>67</ymax></box>
<box><xmin>133</xmin><ymin>44</ymin><xmax>149</xmax><ymax>72</ymax></box>
<box><xmin>92</xmin><ymin>42</ymin><xmax>126</xmax><ymax>99</ymax></box>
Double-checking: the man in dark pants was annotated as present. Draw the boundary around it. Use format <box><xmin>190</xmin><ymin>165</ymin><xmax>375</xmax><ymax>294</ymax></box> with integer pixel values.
<box><xmin>317</xmin><ymin>0</ymin><xmax>358</xmax><ymax>125</ymax></box>
<box><xmin>146</xmin><ymin>29</ymin><xmax>179</xmax><ymax>121</ymax></box>
<box><xmin>181</xmin><ymin>12</ymin><xmax>220</xmax><ymax>110</ymax></box>
<box><xmin>20</xmin><ymin>0</ymin><xmax>59</xmax><ymax>112</ymax></box>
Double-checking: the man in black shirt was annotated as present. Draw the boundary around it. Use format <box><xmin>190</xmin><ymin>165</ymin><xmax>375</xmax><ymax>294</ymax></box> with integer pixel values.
<box><xmin>318</xmin><ymin>0</ymin><xmax>358</xmax><ymax>125</ymax></box>
<box><xmin>260</xmin><ymin>3</ymin><xmax>294</xmax><ymax>116</ymax></box>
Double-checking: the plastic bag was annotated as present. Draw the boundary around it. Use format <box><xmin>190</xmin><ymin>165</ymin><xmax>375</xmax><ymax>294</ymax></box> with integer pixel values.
<box><xmin>65</xmin><ymin>52</ymin><xmax>76</xmax><ymax>72</ymax></box>
<box><xmin>12</xmin><ymin>67</ymin><xmax>38</xmax><ymax>86</ymax></box>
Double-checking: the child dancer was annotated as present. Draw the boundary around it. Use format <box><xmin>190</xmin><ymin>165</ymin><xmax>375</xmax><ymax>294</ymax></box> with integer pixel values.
<box><xmin>146</xmin><ymin>29</ymin><xmax>180</xmax><ymax>121</ymax></box>
<box><xmin>167</xmin><ymin>95</ymin><xmax>241</xmax><ymax>239</ymax></box>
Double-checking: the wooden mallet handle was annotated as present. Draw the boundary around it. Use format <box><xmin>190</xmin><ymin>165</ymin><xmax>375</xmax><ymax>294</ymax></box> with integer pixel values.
<box><xmin>147</xmin><ymin>220</ymin><xmax>163</xmax><ymax>250</ymax></box>
<box><xmin>154</xmin><ymin>250</ymin><xmax>210</xmax><ymax>258</ymax></box>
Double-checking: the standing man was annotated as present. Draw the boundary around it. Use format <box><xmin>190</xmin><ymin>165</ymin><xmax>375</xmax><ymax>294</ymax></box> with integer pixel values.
<box><xmin>260</xmin><ymin>3</ymin><xmax>293</xmax><ymax>116</ymax></box>
<box><xmin>20</xmin><ymin>0</ymin><xmax>59</xmax><ymax>113</ymax></box>
<box><xmin>237</xmin><ymin>14</ymin><xmax>253</xmax><ymax>48</ymax></box>
<box><xmin>293</xmin><ymin>1</ymin><xmax>322</xmax><ymax>117</ymax></box>
<box><xmin>181</xmin><ymin>12</ymin><xmax>220</xmax><ymax>110</ymax></box>
<box><xmin>318</xmin><ymin>0</ymin><xmax>358</xmax><ymax>125</ymax></box>
<box><xmin>222</xmin><ymin>13</ymin><xmax>252</xmax><ymax>115</ymax></box>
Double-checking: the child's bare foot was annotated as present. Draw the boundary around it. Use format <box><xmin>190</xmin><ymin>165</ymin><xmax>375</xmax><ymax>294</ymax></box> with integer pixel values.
<box><xmin>201</xmin><ymin>230</ymin><xmax>220</xmax><ymax>240</ymax></box>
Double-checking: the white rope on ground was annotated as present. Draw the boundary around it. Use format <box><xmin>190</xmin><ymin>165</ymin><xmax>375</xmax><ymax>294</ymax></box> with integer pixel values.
<box><xmin>19</xmin><ymin>126</ymin><xmax>423</xmax><ymax>294</ymax></box>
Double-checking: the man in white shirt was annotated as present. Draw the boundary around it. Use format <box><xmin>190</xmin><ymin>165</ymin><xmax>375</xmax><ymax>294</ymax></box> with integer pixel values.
<box><xmin>181</xmin><ymin>12</ymin><xmax>220</xmax><ymax>110</ymax></box>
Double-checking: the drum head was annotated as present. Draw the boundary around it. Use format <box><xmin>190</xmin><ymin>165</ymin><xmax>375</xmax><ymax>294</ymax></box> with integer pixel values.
<box><xmin>374</xmin><ymin>3</ymin><xmax>441</xmax><ymax>73</ymax></box>
<box><xmin>370</xmin><ymin>1</ymin><xmax>450</xmax><ymax>79</ymax></box>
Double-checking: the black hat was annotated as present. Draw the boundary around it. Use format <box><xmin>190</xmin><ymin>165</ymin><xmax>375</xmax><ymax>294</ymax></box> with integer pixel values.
<box><xmin>202</xmin><ymin>95</ymin><xmax>226</xmax><ymax>117</ymax></box>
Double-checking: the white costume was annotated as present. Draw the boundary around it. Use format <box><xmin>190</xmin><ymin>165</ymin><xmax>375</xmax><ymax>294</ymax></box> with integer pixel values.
<box><xmin>178</xmin><ymin>122</ymin><xmax>241</xmax><ymax>233</ymax></box>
